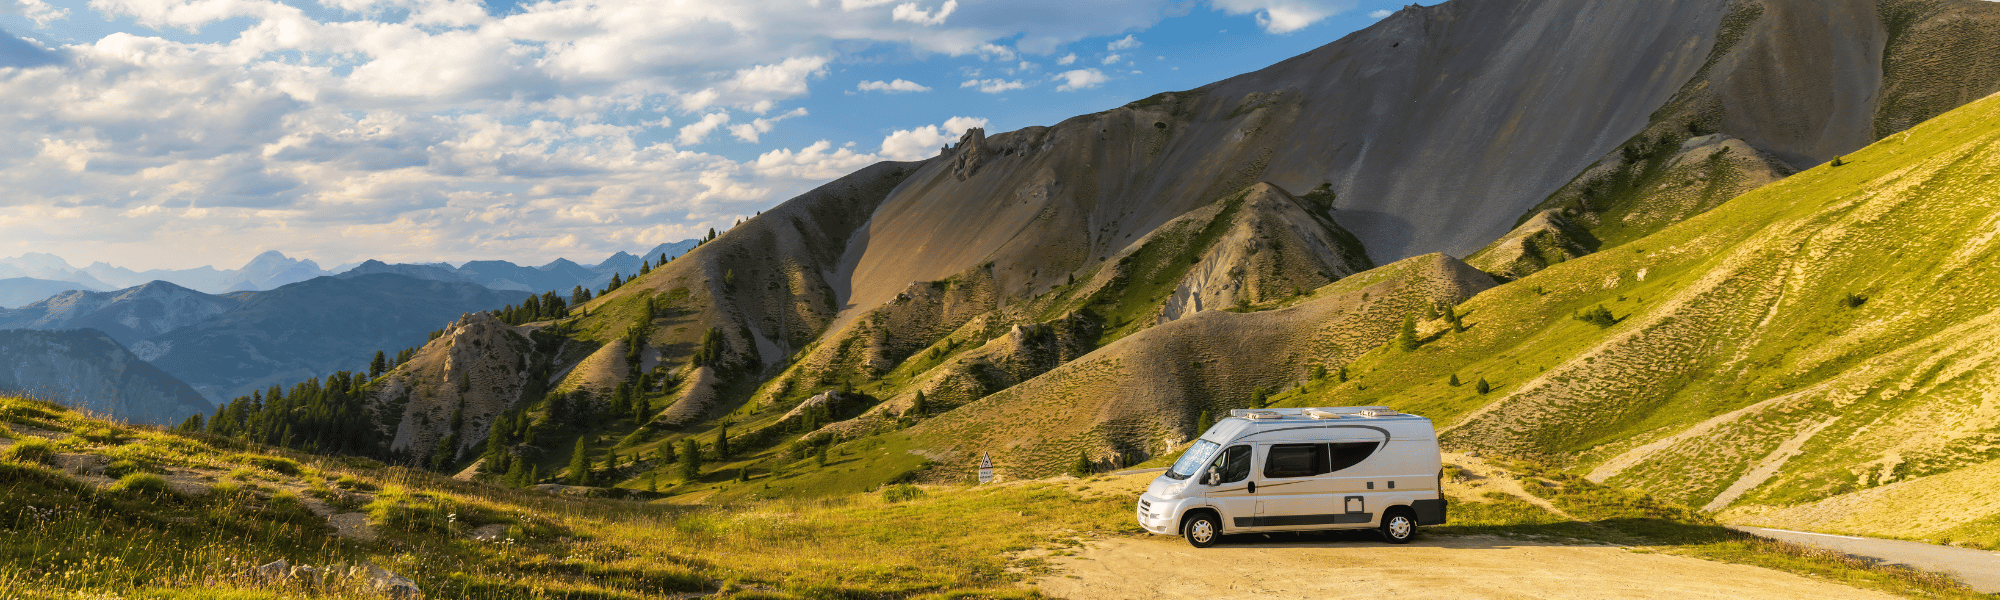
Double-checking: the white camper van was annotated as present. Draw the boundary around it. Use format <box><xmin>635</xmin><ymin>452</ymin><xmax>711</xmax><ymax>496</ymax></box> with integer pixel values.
<box><xmin>1135</xmin><ymin>407</ymin><xmax>1446</xmax><ymax>547</ymax></box>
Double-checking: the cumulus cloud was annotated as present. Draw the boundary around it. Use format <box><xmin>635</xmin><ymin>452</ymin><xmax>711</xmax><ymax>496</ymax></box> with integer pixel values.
<box><xmin>0</xmin><ymin>0</ymin><xmax>1223</xmax><ymax>269</ymax></box>
<box><xmin>891</xmin><ymin>0</ymin><xmax>957</xmax><ymax>25</ymax></box>
<box><xmin>879</xmin><ymin>116</ymin><xmax>987</xmax><ymax>160</ymax></box>
<box><xmin>1101</xmin><ymin>53</ymin><xmax>1122</xmax><ymax>65</ymax></box>
<box><xmin>678</xmin><ymin>113</ymin><xmax>733</xmax><ymax>146</ymax></box>
<box><xmin>1053</xmin><ymin>68</ymin><xmax>1106</xmax><ymax>91</ymax></box>
<box><xmin>728</xmin><ymin>107</ymin><xmax>808</xmax><ymax>143</ymax></box>
<box><xmin>960</xmin><ymin>78</ymin><xmax>1027</xmax><ymax>93</ymax></box>
<box><xmin>1107</xmin><ymin>34</ymin><xmax>1141</xmax><ymax>51</ymax></box>
<box><xmin>1210</xmin><ymin>0</ymin><xmax>1357</xmax><ymax>33</ymax></box>
<box><xmin>1369</xmin><ymin>9</ymin><xmax>1391</xmax><ymax>18</ymax></box>
<box><xmin>857</xmin><ymin>78</ymin><xmax>932</xmax><ymax>93</ymax></box>
<box><xmin>1056</xmin><ymin>52</ymin><xmax>1076</xmax><ymax>65</ymax></box>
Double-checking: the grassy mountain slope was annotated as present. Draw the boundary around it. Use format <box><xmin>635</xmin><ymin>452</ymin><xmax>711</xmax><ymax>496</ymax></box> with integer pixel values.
<box><xmin>1269</xmin><ymin>90</ymin><xmax>2000</xmax><ymax>542</ymax></box>
<box><xmin>2</xmin><ymin>395</ymin><xmax>1981</xmax><ymax>599</ymax></box>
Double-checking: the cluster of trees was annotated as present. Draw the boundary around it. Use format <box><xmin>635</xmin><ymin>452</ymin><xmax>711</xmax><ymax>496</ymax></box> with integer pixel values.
<box><xmin>496</xmin><ymin>290</ymin><xmax>574</xmax><ymax>326</ymax></box>
<box><xmin>176</xmin><ymin>370</ymin><xmax>385</xmax><ymax>459</ymax></box>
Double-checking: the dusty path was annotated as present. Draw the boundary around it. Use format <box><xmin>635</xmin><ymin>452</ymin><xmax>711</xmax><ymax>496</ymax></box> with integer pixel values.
<box><xmin>1035</xmin><ymin>533</ymin><xmax>1901</xmax><ymax>600</ymax></box>
<box><xmin>1732</xmin><ymin>526</ymin><xmax>2000</xmax><ymax>594</ymax></box>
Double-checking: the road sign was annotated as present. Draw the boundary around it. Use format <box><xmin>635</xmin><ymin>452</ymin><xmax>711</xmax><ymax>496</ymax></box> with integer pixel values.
<box><xmin>977</xmin><ymin>452</ymin><xmax>994</xmax><ymax>484</ymax></box>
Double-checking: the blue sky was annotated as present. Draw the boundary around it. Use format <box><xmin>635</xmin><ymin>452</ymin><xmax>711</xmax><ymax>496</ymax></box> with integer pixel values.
<box><xmin>0</xmin><ymin>0</ymin><xmax>1412</xmax><ymax>270</ymax></box>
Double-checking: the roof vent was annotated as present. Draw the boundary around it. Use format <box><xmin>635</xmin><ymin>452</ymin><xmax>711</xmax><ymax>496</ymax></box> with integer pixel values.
<box><xmin>1244</xmin><ymin>410</ymin><xmax>1282</xmax><ymax>420</ymax></box>
<box><xmin>1358</xmin><ymin>408</ymin><xmax>1400</xmax><ymax>418</ymax></box>
<box><xmin>1303</xmin><ymin>409</ymin><xmax>1343</xmax><ymax>420</ymax></box>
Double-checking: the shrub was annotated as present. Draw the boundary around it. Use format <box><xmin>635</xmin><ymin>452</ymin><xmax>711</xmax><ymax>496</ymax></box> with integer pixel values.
<box><xmin>103</xmin><ymin>459</ymin><xmax>152</xmax><ymax>479</ymax></box>
<box><xmin>1842</xmin><ymin>292</ymin><xmax>1868</xmax><ymax>308</ymax></box>
<box><xmin>2</xmin><ymin>437</ymin><xmax>56</xmax><ymax>465</ymax></box>
<box><xmin>72</xmin><ymin>425</ymin><xmax>126</xmax><ymax>445</ymax></box>
<box><xmin>106</xmin><ymin>472</ymin><xmax>170</xmax><ymax>497</ymax></box>
<box><xmin>238</xmin><ymin>454</ymin><xmax>302</xmax><ymax>477</ymax></box>
<box><xmin>881</xmin><ymin>484</ymin><xmax>924</xmax><ymax>503</ymax></box>
<box><xmin>1574</xmin><ymin>305</ymin><xmax>1618</xmax><ymax>328</ymax></box>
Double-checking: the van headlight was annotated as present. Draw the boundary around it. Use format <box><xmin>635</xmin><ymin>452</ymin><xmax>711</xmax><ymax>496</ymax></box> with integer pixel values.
<box><xmin>1154</xmin><ymin>481</ymin><xmax>1192</xmax><ymax>500</ymax></box>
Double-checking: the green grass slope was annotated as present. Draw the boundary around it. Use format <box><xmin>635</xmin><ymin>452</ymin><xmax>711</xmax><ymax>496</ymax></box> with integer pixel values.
<box><xmin>1275</xmin><ymin>90</ymin><xmax>2000</xmax><ymax>544</ymax></box>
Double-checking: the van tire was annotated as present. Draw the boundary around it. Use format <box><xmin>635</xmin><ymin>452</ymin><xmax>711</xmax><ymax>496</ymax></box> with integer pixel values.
<box><xmin>1380</xmin><ymin>508</ymin><xmax>1416</xmax><ymax>544</ymax></box>
<box><xmin>1182</xmin><ymin>511</ymin><xmax>1221</xmax><ymax>548</ymax></box>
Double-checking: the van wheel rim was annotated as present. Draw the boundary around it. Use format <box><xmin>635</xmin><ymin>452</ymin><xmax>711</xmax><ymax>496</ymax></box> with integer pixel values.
<box><xmin>1389</xmin><ymin>517</ymin><xmax>1412</xmax><ymax>539</ymax></box>
<box><xmin>1191</xmin><ymin>520</ymin><xmax>1214</xmax><ymax>543</ymax></box>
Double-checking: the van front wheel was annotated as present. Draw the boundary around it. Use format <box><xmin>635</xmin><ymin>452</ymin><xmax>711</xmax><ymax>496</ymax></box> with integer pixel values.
<box><xmin>1183</xmin><ymin>511</ymin><xmax>1221</xmax><ymax>548</ymax></box>
<box><xmin>1381</xmin><ymin>509</ymin><xmax>1416</xmax><ymax>544</ymax></box>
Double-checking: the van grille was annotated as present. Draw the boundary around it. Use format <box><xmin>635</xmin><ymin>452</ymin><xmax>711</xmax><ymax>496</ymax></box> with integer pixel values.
<box><xmin>1138</xmin><ymin>499</ymin><xmax>1152</xmax><ymax>512</ymax></box>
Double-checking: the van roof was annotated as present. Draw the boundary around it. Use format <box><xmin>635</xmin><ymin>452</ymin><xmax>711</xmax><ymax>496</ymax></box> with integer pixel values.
<box><xmin>1201</xmin><ymin>407</ymin><xmax>1436</xmax><ymax>444</ymax></box>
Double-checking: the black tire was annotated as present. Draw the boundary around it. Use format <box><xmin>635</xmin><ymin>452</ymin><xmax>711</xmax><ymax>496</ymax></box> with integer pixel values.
<box><xmin>1182</xmin><ymin>511</ymin><xmax>1221</xmax><ymax>548</ymax></box>
<box><xmin>1380</xmin><ymin>508</ymin><xmax>1416</xmax><ymax>544</ymax></box>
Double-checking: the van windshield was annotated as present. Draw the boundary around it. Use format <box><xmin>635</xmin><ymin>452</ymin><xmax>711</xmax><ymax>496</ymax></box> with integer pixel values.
<box><xmin>1166</xmin><ymin>440</ymin><xmax>1220</xmax><ymax>480</ymax></box>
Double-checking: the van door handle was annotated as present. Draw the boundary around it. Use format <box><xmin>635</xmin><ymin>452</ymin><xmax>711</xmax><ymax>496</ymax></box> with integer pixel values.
<box><xmin>1247</xmin><ymin>481</ymin><xmax>1256</xmax><ymax>493</ymax></box>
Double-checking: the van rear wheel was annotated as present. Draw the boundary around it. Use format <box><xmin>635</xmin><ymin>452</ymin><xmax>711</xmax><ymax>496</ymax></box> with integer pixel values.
<box><xmin>1381</xmin><ymin>509</ymin><xmax>1416</xmax><ymax>544</ymax></box>
<box><xmin>1182</xmin><ymin>512</ymin><xmax>1221</xmax><ymax>548</ymax></box>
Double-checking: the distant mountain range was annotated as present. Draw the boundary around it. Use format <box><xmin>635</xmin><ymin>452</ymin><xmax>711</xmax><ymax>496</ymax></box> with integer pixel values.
<box><xmin>0</xmin><ymin>329</ymin><xmax>214</xmax><ymax>426</ymax></box>
<box><xmin>0</xmin><ymin>272</ymin><xmax>532</xmax><ymax>418</ymax></box>
<box><xmin>0</xmin><ymin>240</ymin><xmax>697</xmax><ymax>307</ymax></box>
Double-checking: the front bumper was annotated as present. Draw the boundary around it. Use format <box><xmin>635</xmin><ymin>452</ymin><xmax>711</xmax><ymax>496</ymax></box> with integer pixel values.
<box><xmin>1135</xmin><ymin>494</ymin><xmax>1183</xmax><ymax>535</ymax></box>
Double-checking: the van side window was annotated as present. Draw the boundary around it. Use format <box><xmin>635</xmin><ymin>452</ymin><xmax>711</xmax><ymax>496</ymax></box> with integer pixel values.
<box><xmin>1329</xmin><ymin>442</ymin><xmax>1379</xmax><ymax>473</ymax></box>
<box><xmin>1263</xmin><ymin>443</ymin><xmax>1328</xmax><ymax>478</ymax></box>
<box><xmin>1212</xmin><ymin>445</ymin><xmax>1252</xmax><ymax>484</ymax></box>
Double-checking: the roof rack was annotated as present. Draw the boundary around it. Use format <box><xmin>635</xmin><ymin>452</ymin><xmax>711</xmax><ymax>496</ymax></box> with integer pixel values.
<box><xmin>1359</xmin><ymin>408</ymin><xmax>1400</xmax><ymax>418</ymax></box>
<box><xmin>1229</xmin><ymin>407</ymin><xmax>1403</xmax><ymax>420</ymax></box>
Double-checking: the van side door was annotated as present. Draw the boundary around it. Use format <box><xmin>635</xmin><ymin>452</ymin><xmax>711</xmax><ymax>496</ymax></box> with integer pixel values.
<box><xmin>1201</xmin><ymin>444</ymin><xmax>1257</xmax><ymax>532</ymax></box>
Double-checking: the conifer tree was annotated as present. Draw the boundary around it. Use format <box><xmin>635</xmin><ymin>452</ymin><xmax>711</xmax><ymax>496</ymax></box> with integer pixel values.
<box><xmin>1337</xmin><ymin>366</ymin><xmax>1350</xmax><ymax>383</ymax></box>
<box><xmin>370</xmin><ymin>351</ymin><xmax>387</xmax><ymax>378</ymax></box>
<box><xmin>1072</xmin><ymin>449</ymin><xmax>1092</xmax><ymax>477</ymax></box>
<box><xmin>567</xmin><ymin>438</ymin><xmax>592</xmax><ymax>486</ymax></box>
<box><xmin>1196</xmin><ymin>410</ymin><xmax>1213</xmax><ymax>435</ymax></box>
<box><xmin>714</xmin><ymin>423</ymin><xmax>730</xmax><ymax>459</ymax></box>
<box><xmin>1476</xmin><ymin>378</ymin><xmax>1492</xmax><ymax>395</ymax></box>
<box><xmin>908</xmin><ymin>390</ymin><xmax>928</xmax><ymax>416</ymax></box>
<box><xmin>1396</xmin><ymin>313</ymin><xmax>1420</xmax><ymax>351</ymax></box>
<box><xmin>505</xmin><ymin>455</ymin><xmax>526</xmax><ymax>487</ymax></box>
<box><xmin>679</xmin><ymin>439</ymin><xmax>702</xmax><ymax>481</ymax></box>
<box><xmin>1449</xmin><ymin>373</ymin><xmax>1461</xmax><ymax>387</ymax></box>
<box><xmin>815</xmin><ymin>445</ymin><xmax>828</xmax><ymax>467</ymax></box>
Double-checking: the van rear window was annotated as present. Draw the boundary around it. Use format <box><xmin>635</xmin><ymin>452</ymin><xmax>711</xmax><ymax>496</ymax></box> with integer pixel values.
<box><xmin>1330</xmin><ymin>442</ymin><xmax>1378</xmax><ymax>472</ymax></box>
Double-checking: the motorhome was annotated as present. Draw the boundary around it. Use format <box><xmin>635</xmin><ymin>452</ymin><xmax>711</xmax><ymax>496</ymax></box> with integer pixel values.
<box><xmin>1135</xmin><ymin>407</ymin><xmax>1446</xmax><ymax>547</ymax></box>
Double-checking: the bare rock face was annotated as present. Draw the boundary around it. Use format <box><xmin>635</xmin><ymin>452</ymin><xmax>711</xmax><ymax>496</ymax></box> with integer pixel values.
<box><xmin>1158</xmin><ymin>183</ymin><xmax>1372</xmax><ymax>323</ymax></box>
<box><xmin>371</xmin><ymin>311</ymin><xmax>537</xmax><ymax>464</ymax></box>
<box><xmin>950</xmin><ymin>127</ymin><xmax>988</xmax><ymax>181</ymax></box>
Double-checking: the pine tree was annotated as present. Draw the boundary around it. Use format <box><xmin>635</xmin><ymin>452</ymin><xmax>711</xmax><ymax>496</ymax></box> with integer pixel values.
<box><xmin>568</xmin><ymin>438</ymin><xmax>593</xmax><ymax>486</ymax></box>
<box><xmin>602</xmin><ymin>447</ymin><xmax>619</xmax><ymax>482</ymax></box>
<box><xmin>1072</xmin><ymin>449</ymin><xmax>1092</xmax><ymax>477</ymax></box>
<box><xmin>1337</xmin><ymin>366</ymin><xmax>1350</xmax><ymax>383</ymax></box>
<box><xmin>1396</xmin><ymin>313</ymin><xmax>1420</xmax><ymax>351</ymax></box>
<box><xmin>1449</xmin><ymin>373</ymin><xmax>1461</xmax><ymax>387</ymax></box>
<box><xmin>1196</xmin><ymin>410</ymin><xmax>1213</xmax><ymax>435</ymax></box>
<box><xmin>659</xmin><ymin>444</ymin><xmax>676</xmax><ymax>465</ymax></box>
<box><xmin>1476</xmin><ymin>378</ymin><xmax>1492</xmax><ymax>395</ymax></box>
<box><xmin>505</xmin><ymin>455</ymin><xmax>526</xmax><ymax>487</ymax></box>
<box><xmin>908</xmin><ymin>390</ymin><xmax>928</xmax><ymax>417</ymax></box>
<box><xmin>370</xmin><ymin>351</ymin><xmax>387</xmax><ymax>378</ymax></box>
<box><xmin>737</xmin><ymin>467</ymin><xmax>750</xmax><ymax>482</ymax></box>
<box><xmin>814</xmin><ymin>444</ymin><xmax>829</xmax><ymax>467</ymax></box>
<box><xmin>679</xmin><ymin>439</ymin><xmax>702</xmax><ymax>481</ymax></box>
<box><xmin>1446</xmin><ymin>304</ymin><xmax>1465</xmax><ymax>332</ymax></box>
<box><xmin>706</xmin><ymin>228</ymin><xmax>717</xmax><ymax>241</ymax></box>
<box><xmin>714</xmin><ymin>423</ymin><xmax>730</xmax><ymax>459</ymax></box>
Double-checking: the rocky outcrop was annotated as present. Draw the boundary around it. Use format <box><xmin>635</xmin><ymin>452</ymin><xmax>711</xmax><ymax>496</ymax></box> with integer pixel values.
<box><xmin>371</xmin><ymin>312</ymin><xmax>539</xmax><ymax>463</ymax></box>
<box><xmin>0</xmin><ymin>329</ymin><xmax>212</xmax><ymax>425</ymax></box>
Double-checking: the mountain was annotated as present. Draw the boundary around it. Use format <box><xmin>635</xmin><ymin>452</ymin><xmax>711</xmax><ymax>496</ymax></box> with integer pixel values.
<box><xmin>0</xmin><ymin>281</ymin><xmax>241</xmax><ymax>347</ymax></box>
<box><xmin>0</xmin><ymin>329</ymin><xmax>212</xmax><ymax>425</ymax></box>
<box><xmin>84</xmin><ymin>262</ymin><xmax>237</xmax><ymax>293</ymax></box>
<box><xmin>208</xmin><ymin>0</ymin><xmax>2000</xmax><ymax>526</ymax></box>
<box><xmin>336</xmin><ymin>260</ymin><xmax>472</xmax><ymax>284</ymax></box>
<box><xmin>221</xmin><ymin>251</ymin><xmax>330</xmax><ymax>292</ymax></box>
<box><xmin>0</xmin><ymin>254</ymin><xmax>114</xmax><ymax>292</ymax></box>
<box><xmin>145</xmin><ymin>273</ymin><xmax>530</xmax><ymax>404</ymax></box>
<box><xmin>0</xmin><ymin>277</ymin><xmax>103</xmax><ymax>308</ymax></box>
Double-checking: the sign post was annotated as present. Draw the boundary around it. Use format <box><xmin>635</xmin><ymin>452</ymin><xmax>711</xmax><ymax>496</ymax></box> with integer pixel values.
<box><xmin>977</xmin><ymin>452</ymin><xmax>994</xmax><ymax>484</ymax></box>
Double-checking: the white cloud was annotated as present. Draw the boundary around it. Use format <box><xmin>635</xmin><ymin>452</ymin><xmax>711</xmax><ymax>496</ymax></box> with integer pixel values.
<box><xmin>857</xmin><ymin>78</ymin><xmax>933</xmax><ymax>93</ymax></box>
<box><xmin>1053</xmin><ymin>68</ymin><xmax>1106</xmax><ymax>91</ymax></box>
<box><xmin>1210</xmin><ymin>0</ymin><xmax>1358</xmax><ymax>33</ymax></box>
<box><xmin>3</xmin><ymin>0</ymin><xmax>68</xmax><ymax>25</ymax></box>
<box><xmin>1101</xmin><ymin>53</ymin><xmax>1122</xmax><ymax>65</ymax></box>
<box><xmin>1369</xmin><ymin>9</ymin><xmax>1391</xmax><ymax>18</ymax></box>
<box><xmin>1107</xmin><ymin>34</ymin><xmax>1140</xmax><ymax>51</ymax></box>
<box><xmin>1056</xmin><ymin>52</ymin><xmax>1076</xmax><ymax>65</ymax></box>
<box><xmin>960</xmin><ymin>78</ymin><xmax>1027</xmax><ymax>94</ymax></box>
<box><xmin>678</xmin><ymin>112</ymin><xmax>732</xmax><ymax>146</ymax></box>
<box><xmin>753</xmin><ymin>139</ymin><xmax>879</xmax><ymax>180</ymax></box>
<box><xmin>878</xmin><ymin>116</ymin><xmax>987</xmax><ymax>160</ymax></box>
<box><xmin>728</xmin><ymin>107</ymin><xmax>808</xmax><ymax>143</ymax></box>
<box><xmin>891</xmin><ymin>0</ymin><xmax>957</xmax><ymax>25</ymax></box>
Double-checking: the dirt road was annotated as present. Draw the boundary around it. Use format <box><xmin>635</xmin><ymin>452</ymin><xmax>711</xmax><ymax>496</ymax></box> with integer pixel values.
<box><xmin>1733</xmin><ymin>526</ymin><xmax>2000</xmax><ymax>594</ymax></box>
<box><xmin>1034</xmin><ymin>532</ymin><xmax>1901</xmax><ymax>600</ymax></box>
